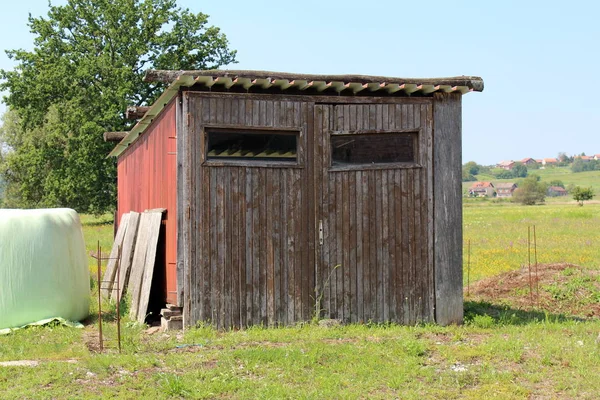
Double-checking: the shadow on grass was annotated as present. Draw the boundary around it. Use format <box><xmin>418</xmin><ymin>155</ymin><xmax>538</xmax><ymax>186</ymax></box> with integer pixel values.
<box><xmin>82</xmin><ymin>220</ymin><xmax>113</xmax><ymax>227</ymax></box>
<box><xmin>464</xmin><ymin>300</ymin><xmax>589</xmax><ymax>326</ymax></box>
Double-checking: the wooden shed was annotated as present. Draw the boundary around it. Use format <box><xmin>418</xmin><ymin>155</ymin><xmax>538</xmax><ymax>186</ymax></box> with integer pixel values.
<box><xmin>109</xmin><ymin>70</ymin><xmax>484</xmax><ymax>329</ymax></box>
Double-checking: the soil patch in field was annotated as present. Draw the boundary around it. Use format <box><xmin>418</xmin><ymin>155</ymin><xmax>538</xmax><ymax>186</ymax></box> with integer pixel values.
<box><xmin>466</xmin><ymin>263</ymin><xmax>600</xmax><ymax>319</ymax></box>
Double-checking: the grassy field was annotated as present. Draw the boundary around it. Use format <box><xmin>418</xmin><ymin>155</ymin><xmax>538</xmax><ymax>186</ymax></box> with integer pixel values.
<box><xmin>464</xmin><ymin>202</ymin><xmax>600</xmax><ymax>281</ymax></box>
<box><xmin>1</xmin><ymin>206</ymin><xmax>600</xmax><ymax>398</ymax></box>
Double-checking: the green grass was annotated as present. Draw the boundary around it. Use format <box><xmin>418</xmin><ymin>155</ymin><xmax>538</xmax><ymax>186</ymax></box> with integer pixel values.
<box><xmin>1</xmin><ymin>209</ymin><xmax>600</xmax><ymax>398</ymax></box>
<box><xmin>1</xmin><ymin>319</ymin><xmax>600</xmax><ymax>398</ymax></box>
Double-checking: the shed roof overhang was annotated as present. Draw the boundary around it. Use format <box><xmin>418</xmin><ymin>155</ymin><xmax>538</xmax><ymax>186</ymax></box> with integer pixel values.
<box><xmin>109</xmin><ymin>70</ymin><xmax>483</xmax><ymax>157</ymax></box>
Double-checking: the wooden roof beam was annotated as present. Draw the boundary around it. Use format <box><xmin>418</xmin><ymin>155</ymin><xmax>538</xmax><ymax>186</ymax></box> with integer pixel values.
<box><xmin>104</xmin><ymin>131</ymin><xmax>128</xmax><ymax>142</ymax></box>
<box><xmin>125</xmin><ymin>106</ymin><xmax>150</xmax><ymax>120</ymax></box>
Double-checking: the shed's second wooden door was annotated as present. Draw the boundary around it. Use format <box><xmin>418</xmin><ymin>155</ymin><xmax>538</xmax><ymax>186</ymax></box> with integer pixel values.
<box><xmin>314</xmin><ymin>103</ymin><xmax>434</xmax><ymax>324</ymax></box>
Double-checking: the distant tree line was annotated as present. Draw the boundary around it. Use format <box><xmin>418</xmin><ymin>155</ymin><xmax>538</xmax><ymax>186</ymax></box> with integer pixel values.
<box><xmin>462</xmin><ymin>161</ymin><xmax>527</xmax><ymax>182</ymax></box>
<box><xmin>571</xmin><ymin>159</ymin><xmax>600</xmax><ymax>173</ymax></box>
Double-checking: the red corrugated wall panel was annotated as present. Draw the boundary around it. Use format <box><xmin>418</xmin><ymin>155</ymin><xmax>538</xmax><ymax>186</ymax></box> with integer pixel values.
<box><xmin>117</xmin><ymin>99</ymin><xmax>178</xmax><ymax>305</ymax></box>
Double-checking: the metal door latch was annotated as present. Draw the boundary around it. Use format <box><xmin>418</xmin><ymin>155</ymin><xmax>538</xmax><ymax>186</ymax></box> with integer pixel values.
<box><xmin>319</xmin><ymin>220</ymin><xmax>323</xmax><ymax>245</ymax></box>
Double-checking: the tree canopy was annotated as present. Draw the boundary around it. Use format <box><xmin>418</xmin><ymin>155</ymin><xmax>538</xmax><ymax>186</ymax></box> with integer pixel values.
<box><xmin>0</xmin><ymin>0</ymin><xmax>236</xmax><ymax>213</ymax></box>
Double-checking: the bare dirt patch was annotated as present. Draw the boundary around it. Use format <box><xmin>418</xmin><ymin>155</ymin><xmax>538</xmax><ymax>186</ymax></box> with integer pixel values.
<box><xmin>466</xmin><ymin>263</ymin><xmax>600</xmax><ymax>318</ymax></box>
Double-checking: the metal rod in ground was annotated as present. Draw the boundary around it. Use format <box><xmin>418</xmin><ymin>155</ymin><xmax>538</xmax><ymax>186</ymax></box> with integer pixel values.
<box><xmin>533</xmin><ymin>225</ymin><xmax>539</xmax><ymax>306</ymax></box>
<box><xmin>528</xmin><ymin>226</ymin><xmax>533</xmax><ymax>305</ymax></box>
<box><xmin>116</xmin><ymin>244</ymin><xmax>122</xmax><ymax>354</ymax></box>
<box><xmin>467</xmin><ymin>239</ymin><xmax>471</xmax><ymax>297</ymax></box>
<box><xmin>97</xmin><ymin>241</ymin><xmax>103</xmax><ymax>352</ymax></box>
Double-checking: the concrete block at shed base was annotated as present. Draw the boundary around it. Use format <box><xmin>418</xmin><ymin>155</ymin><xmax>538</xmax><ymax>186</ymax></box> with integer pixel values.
<box><xmin>161</xmin><ymin>315</ymin><xmax>183</xmax><ymax>331</ymax></box>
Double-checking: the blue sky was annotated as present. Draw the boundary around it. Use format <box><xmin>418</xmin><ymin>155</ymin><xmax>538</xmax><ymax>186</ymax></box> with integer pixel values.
<box><xmin>1</xmin><ymin>0</ymin><xmax>598</xmax><ymax>165</ymax></box>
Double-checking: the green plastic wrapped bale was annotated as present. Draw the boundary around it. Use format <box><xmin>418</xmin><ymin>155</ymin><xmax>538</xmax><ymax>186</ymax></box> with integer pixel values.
<box><xmin>0</xmin><ymin>208</ymin><xmax>90</xmax><ymax>330</ymax></box>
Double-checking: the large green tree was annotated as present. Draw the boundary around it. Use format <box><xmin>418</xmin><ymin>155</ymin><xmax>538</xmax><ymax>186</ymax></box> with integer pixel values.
<box><xmin>0</xmin><ymin>0</ymin><xmax>236</xmax><ymax>212</ymax></box>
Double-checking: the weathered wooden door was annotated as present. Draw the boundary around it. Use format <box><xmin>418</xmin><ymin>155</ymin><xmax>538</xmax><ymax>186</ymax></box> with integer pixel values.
<box><xmin>314</xmin><ymin>103</ymin><xmax>434</xmax><ymax>324</ymax></box>
<box><xmin>183</xmin><ymin>93</ymin><xmax>313</xmax><ymax>329</ymax></box>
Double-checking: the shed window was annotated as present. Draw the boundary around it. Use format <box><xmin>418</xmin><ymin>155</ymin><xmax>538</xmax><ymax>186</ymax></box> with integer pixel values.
<box><xmin>331</xmin><ymin>133</ymin><xmax>417</xmax><ymax>166</ymax></box>
<box><xmin>206</xmin><ymin>130</ymin><xmax>297</xmax><ymax>162</ymax></box>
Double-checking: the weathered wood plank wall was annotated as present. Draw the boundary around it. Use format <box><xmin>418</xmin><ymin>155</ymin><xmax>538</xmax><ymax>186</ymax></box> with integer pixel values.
<box><xmin>180</xmin><ymin>92</ymin><xmax>460</xmax><ymax>329</ymax></box>
<box><xmin>315</xmin><ymin>103</ymin><xmax>434</xmax><ymax>324</ymax></box>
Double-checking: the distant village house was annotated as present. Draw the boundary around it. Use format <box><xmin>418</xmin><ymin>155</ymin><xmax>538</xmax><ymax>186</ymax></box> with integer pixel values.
<box><xmin>547</xmin><ymin>186</ymin><xmax>568</xmax><ymax>197</ymax></box>
<box><xmin>495</xmin><ymin>182</ymin><xmax>517</xmax><ymax>198</ymax></box>
<box><xmin>542</xmin><ymin>158</ymin><xmax>558</xmax><ymax>167</ymax></box>
<box><xmin>468</xmin><ymin>182</ymin><xmax>495</xmax><ymax>197</ymax></box>
<box><xmin>520</xmin><ymin>157</ymin><xmax>537</xmax><ymax>166</ymax></box>
<box><xmin>496</xmin><ymin>160</ymin><xmax>515</xmax><ymax>170</ymax></box>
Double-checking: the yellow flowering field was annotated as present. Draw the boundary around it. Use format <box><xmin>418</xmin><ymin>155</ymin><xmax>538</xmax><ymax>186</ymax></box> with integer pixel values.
<box><xmin>463</xmin><ymin>202</ymin><xmax>600</xmax><ymax>281</ymax></box>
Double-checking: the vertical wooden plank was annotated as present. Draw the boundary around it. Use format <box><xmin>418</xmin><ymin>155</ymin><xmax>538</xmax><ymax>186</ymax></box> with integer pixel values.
<box><xmin>388</xmin><ymin>169</ymin><xmax>398</xmax><ymax>322</ymax></box>
<box><xmin>375</xmin><ymin>169</ymin><xmax>383</xmax><ymax>322</ymax></box>
<box><xmin>245</xmin><ymin>169</ymin><xmax>254</xmax><ymax>326</ymax></box>
<box><xmin>135</xmin><ymin>212</ymin><xmax>164</xmax><ymax>323</ymax></box>
<box><xmin>209</xmin><ymin>98</ymin><xmax>217</xmax><ymax>124</ymax></box>
<box><xmin>258</xmin><ymin>168</ymin><xmax>267</xmax><ymax>325</ymax></box>
<box><xmin>426</xmin><ymin>103</ymin><xmax>435</xmax><ymax>321</ymax></box>
<box><xmin>319</xmin><ymin>105</ymin><xmax>330</xmax><ymax>320</ymax></box>
<box><xmin>266</xmin><ymin>169</ymin><xmax>275</xmax><ymax>325</ymax></box>
<box><xmin>191</xmin><ymin>96</ymin><xmax>201</xmax><ymax>324</ymax></box>
<box><xmin>239</xmin><ymin>168</ymin><xmax>247</xmax><ymax>328</ymax></box>
<box><xmin>181</xmin><ymin>94</ymin><xmax>192</xmax><ymax>326</ymax></box>
<box><xmin>355</xmin><ymin>170</ymin><xmax>364</xmax><ymax>322</ymax></box>
<box><xmin>381</xmin><ymin>170</ymin><xmax>389</xmax><ymax>321</ymax></box>
<box><xmin>102</xmin><ymin>213</ymin><xmax>130</xmax><ymax>299</ymax></box>
<box><xmin>231</xmin><ymin>98</ymin><xmax>239</xmax><ymax>125</ymax></box>
<box><xmin>304</xmin><ymin>102</ymin><xmax>315</xmax><ymax>323</ymax></box>
<box><xmin>408</xmin><ymin>169</ymin><xmax>416</xmax><ymax>323</ymax></box>
<box><xmin>413</xmin><ymin>157</ymin><xmax>423</xmax><ymax>321</ymax></box>
<box><xmin>230</xmin><ymin>168</ymin><xmax>240</xmax><ymax>328</ymax></box>
<box><xmin>176</xmin><ymin>94</ymin><xmax>185</xmax><ymax>311</ymax></box>
<box><xmin>342</xmin><ymin>172</ymin><xmax>351</xmax><ymax>321</ymax></box>
<box><xmin>400</xmin><ymin>170</ymin><xmax>410</xmax><ymax>324</ymax></box>
<box><xmin>252</xmin><ymin>169</ymin><xmax>261</xmax><ymax>325</ymax></box>
<box><xmin>113</xmin><ymin>211</ymin><xmax>140</xmax><ymax>299</ymax></box>
<box><xmin>349</xmin><ymin>172</ymin><xmax>357</xmax><ymax>322</ymax></box>
<box><xmin>433</xmin><ymin>92</ymin><xmax>463</xmax><ymax>325</ymax></box>
<box><xmin>253</xmin><ymin>99</ymin><xmax>260</xmax><ymax>126</ymax></box>
<box><xmin>367</xmin><ymin>172</ymin><xmax>377</xmax><ymax>321</ymax></box>
<box><xmin>273</xmin><ymin>169</ymin><xmax>282</xmax><ymax>324</ymax></box>
<box><xmin>335</xmin><ymin>172</ymin><xmax>344</xmax><ymax>320</ymax></box>
<box><xmin>280</xmin><ymin>169</ymin><xmax>288</xmax><ymax>325</ymax></box>
<box><xmin>290</xmin><ymin>169</ymin><xmax>301</xmax><ymax>322</ymax></box>
<box><xmin>294</xmin><ymin>168</ymin><xmax>303</xmax><ymax>323</ymax></box>
<box><xmin>209</xmin><ymin>169</ymin><xmax>218</xmax><ymax>325</ymax></box>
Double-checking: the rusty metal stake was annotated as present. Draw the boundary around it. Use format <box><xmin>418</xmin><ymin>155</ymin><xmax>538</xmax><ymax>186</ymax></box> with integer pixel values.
<box><xmin>534</xmin><ymin>225</ymin><xmax>539</xmax><ymax>307</ymax></box>
<box><xmin>527</xmin><ymin>226</ymin><xmax>533</xmax><ymax>305</ymax></box>
<box><xmin>116</xmin><ymin>244</ymin><xmax>122</xmax><ymax>354</ymax></box>
<box><xmin>97</xmin><ymin>241</ymin><xmax>103</xmax><ymax>352</ymax></box>
<box><xmin>467</xmin><ymin>239</ymin><xmax>471</xmax><ymax>297</ymax></box>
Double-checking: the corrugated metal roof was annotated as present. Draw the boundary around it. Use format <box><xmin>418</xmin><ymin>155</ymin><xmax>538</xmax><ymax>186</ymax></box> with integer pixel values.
<box><xmin>109</xmin><ymin>69</ymin><xmax>483</xmax><ymax>157</ymax></box>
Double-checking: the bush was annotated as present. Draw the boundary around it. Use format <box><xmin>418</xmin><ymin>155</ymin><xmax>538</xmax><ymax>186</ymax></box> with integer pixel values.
<box><xmin>513</xmin><ymin>175</ymin><xmax>546</xmax><ymax>205</ymax></box>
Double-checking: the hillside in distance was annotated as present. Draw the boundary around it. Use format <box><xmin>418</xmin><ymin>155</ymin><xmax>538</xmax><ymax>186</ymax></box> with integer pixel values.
<box><xmin>462</xmin><ymin>167</ymin><xmax>600</xmax><ymax>197</ymax></box>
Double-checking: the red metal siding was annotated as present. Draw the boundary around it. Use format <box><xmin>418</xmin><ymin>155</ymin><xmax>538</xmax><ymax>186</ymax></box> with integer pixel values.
<box><xmin>117</xmin><ymin>99</ymin><xmax>178</xmax><ymax>305</ymax></box>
